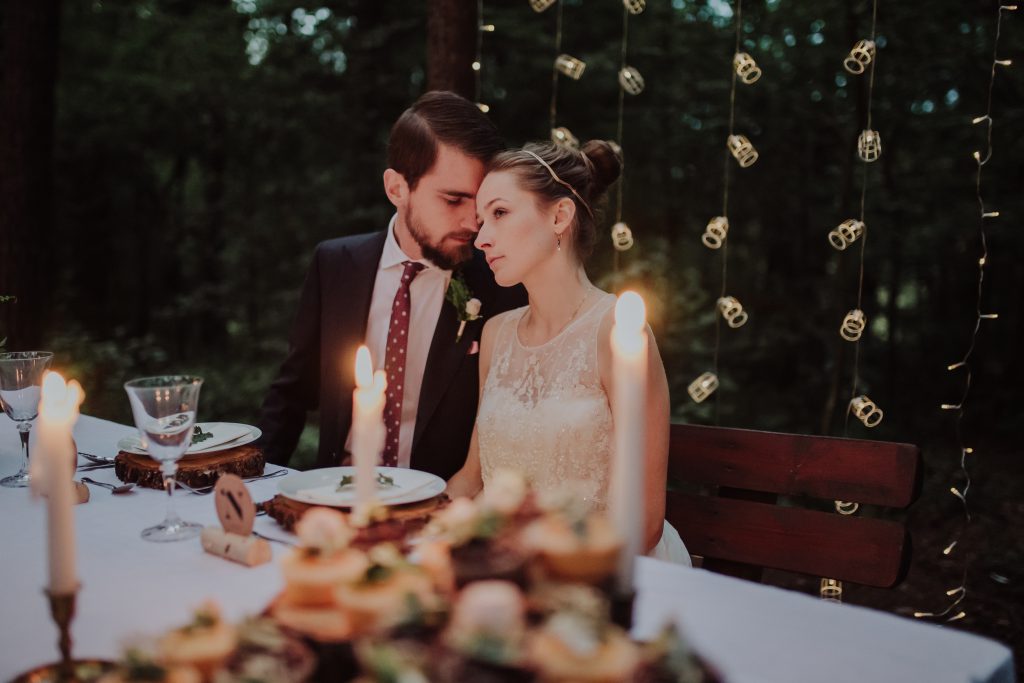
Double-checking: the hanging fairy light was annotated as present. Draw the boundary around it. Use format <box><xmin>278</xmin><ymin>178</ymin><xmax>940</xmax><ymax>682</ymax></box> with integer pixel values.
<box><xmin>717</xmin><ymin>296</ymin><xmax>749</xmax><ymax>329</ymax></box>
<box><xmin>915</xmin><ymin>2</ymin><xmax>1017</xmax><ymax>627</ymax></box>
<box><xmin>843</xmin><ymin>39</ymin><xmax>876</xmax><ymax>75</ymax></box>
<box><xmin>623</xmin><ymin>0</ymin><xmax>645</xmax><ymax>14</ymax></box>
<box><xmin>702</xmin><ymin>216</ymin><xmax>729</xmax><ymax>250</ymax></box>
<box><xmin>530</xmin><ymin>0</ymin><xmax>556</xmax><ymax>12</ymax></box>
<box><xmin>618</xmin><ymin>66</ymin><xmax>645</xmax><ymax>95</ymax></box>
<box><xmin>857</xmin><ymin>129</ymin><xmax>882</xmax><ymax>162</ymax></box>
<box><xmin>828</xmin><ymin>219</ymin><xmax>865</xmax><ymax>251</ymax></box>
<box><xmin>733</xmin><ymin>53</ymin><xmax>762</xmax><ymax>84</ymax></box>
<box><xmin>554</xmin><ymin>53</ymin><xmax>586</xmax><ymax>79</ymax></box>
<box><xmin>551</xmin><ymin>126</ymin><xmax>579</xmax><ymax>150</ymax></box>
<box><xmin>611</xmin><ymin>222</ymin><xmax>634</xmax><ymax>251</ymax></box>
<box><xmin>840</xmin><ymin>309</ymin><xmax>867</xmax><ymax>342</ymax></box>
<box><xmin>849</xmin><ymin>395</ymin><xmax>883</xmax><ymax>428</ymax></box>
<box><xmin>727</xmin><ymin>134</ymin><xmax>759</xmax><ymax>168</ymax></box>
<box><xmin>687</xmin><ymin>372</ymin><xmax>719</xmax><ymax>403</ymax></box>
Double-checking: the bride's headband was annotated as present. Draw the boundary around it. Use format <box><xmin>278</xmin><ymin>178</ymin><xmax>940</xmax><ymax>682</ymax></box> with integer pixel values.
<box><xmin>523</xmin><ymin>150</ymin><xmax>595</xmax><ymax>219</ymax></box>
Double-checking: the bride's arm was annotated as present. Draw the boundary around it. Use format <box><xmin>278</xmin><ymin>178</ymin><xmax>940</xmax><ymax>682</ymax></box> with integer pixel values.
<box><xmin>598</xmin><ymin>310</ymin><xmax>671</xmax><ymax>554</ymax></box>
<box><xmin>446</xmin><ymin>315</ymin><xmax>501</xmax><ymax>499</ymax></box>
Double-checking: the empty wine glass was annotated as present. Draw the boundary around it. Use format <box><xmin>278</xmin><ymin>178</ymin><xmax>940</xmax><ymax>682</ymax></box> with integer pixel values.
<box><xmin>124</xmin><ymin>375</ymin><xmax>203</xmax><ymax>542</ymax></box>
<box><xmin>0</xmin><ymin>351</ymin><xmax>55</xmax><ymax>488</ymax></box>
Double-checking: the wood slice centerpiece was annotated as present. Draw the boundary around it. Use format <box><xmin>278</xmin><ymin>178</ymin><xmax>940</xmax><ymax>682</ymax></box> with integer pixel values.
<box><xmin>260</xmin><ymin>494</ymin><xmax>448</xmax><ymax>549</ymax></box>
<box><xmin>114</xmin><ymin>445</ymin><xmax>265</xmax><ymax>489</ymax></box>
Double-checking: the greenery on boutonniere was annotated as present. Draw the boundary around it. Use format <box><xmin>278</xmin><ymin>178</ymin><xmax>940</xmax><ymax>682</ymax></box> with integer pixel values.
<box><xmin>445</xmin><ymin>274</ymin><xmax>482</xmax><ymax>343</ymax></box>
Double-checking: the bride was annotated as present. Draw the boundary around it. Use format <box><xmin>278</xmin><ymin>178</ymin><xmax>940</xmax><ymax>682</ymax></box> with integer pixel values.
<box><xmin>447</xmin><ymin>139</ymin><xmax>690</xmax><ymax>564</ymax></box>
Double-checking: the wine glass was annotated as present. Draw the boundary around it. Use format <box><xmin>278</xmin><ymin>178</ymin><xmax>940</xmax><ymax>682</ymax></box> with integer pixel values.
<box><xmin>124</xmin><ymin>375</ymin><xmax>204</xmax><ymax>542</ymax></box>
<box><xmin>0</xmin><ymin>351</ymin><xmax>55</xmax><ymax>488</ymax></box>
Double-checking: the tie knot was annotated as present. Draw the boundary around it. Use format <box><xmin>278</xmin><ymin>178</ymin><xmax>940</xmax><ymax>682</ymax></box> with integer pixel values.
<box><xmin>401</xmin><ymin>261</ymin><xmax>426</xmax><ymax>282</ymax></box>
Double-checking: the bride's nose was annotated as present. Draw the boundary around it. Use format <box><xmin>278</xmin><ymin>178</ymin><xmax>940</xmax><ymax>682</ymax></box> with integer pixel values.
<box><xmin>475</xmin><ymin>221</ymin><xmax>493</xmax><ymax>250</ymax></box>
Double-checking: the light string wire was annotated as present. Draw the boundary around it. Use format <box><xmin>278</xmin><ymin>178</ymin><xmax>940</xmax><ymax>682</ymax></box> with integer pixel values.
<box><xmin>710</xmin><ymin>0</ymin><xmax>743</xmax><ymax>424</ymax></box>
<box><xmin>474</xmin><ymin>0</ymin><xmax>495</xmax><ymax>112</ymax></box>
<box><xmin>613</xmin><ymin>4</ymin><xmax>630</xmax><ymax>274</ymax></box>
<box><xmin>549</xmin><ymin>0</ymin><xmax>565</xmax><ymax>132</ymax></box>
<box><xmin>914</xmin><ymin>2</ymin><xmax>1017</xmax><ymax>625</ymax></box>
<box><xmin>842</xmin><ymin>0</ymin><xmax>880</xmax><ymax>436</ymax></box>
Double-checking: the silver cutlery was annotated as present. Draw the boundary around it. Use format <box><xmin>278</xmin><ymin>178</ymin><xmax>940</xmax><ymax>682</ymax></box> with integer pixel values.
<box><xmin>179</xmin><ymin>469</ymin><xmax>288</xmax><ymax>495</ymax></box>
<box><xmin>80</xmin><ymin>477</ymin><xmax>136</xmax><ymax>495</ymax></box>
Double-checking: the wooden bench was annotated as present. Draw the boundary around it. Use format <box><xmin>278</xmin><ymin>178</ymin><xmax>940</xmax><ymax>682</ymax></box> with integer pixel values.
<box><xmin>665</xmin><ymin>423</ymin><xmax>922</xmax><ymax>587</ymax></box>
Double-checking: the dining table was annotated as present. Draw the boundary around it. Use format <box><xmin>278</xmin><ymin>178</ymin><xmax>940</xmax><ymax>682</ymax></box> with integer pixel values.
<box><xmin>0</xmin><ymin>413</ymin><xmax>1016</xmax><ymax>683</ymax></box>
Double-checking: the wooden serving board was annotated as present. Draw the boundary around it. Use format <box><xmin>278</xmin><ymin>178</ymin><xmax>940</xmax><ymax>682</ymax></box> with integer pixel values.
<box><xmin>114</xmin><ymin>446</ymin><xmax>265</xmax><ymax>489</ymax></box>
<box><xmin>260</xmin><ymin>493</ymin><xmax>448</xmax><ymax>547</ymax></box>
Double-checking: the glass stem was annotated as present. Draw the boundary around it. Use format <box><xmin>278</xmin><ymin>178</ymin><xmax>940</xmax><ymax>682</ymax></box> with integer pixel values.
<box><xmin>161</xmin><ymin>462</ymin><xmax>181</xmax><ymax>526</ymax></box>
<box><xmin>17</xmin><ymin>422</ymin><xmax>31</xmax><ymax>476</ymax></box>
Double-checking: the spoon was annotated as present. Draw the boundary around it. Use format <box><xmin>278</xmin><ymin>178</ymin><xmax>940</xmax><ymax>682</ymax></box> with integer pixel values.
<box><xmin>80</xmin><ymin>477</ymin><xmax>136</xmax><ymax>495</ymax></box>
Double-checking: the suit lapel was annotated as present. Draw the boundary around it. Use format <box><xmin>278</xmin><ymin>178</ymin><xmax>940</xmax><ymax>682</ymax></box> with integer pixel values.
<box><xmin>411</xmin><ymin>262</ymin><xmax>486</xmax><ymax>452</ymax></box>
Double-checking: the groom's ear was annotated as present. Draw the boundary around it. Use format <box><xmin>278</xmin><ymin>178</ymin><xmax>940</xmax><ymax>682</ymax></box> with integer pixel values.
<box><xmin>383</xmin><ymin>168</ymin><xmax>410</xmax><ymax>208</ymax></box>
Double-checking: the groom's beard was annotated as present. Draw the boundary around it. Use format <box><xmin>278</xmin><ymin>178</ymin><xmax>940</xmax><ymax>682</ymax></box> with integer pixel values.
<box><xmin>404</xmin><ymin>205</ymin><xmax>475</xmax><ymax>271</ymax></box>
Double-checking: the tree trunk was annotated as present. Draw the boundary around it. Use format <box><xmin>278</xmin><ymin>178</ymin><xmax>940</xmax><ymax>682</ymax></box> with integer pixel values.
<box><xmin>426</xmin><ymin>0</ymin><xmax>477</xmax><ymax>98</ymax></box>
<box><xmin>0</xmin><ymin>0</ymin><xmax>60</xmax><ymax>349</ymax></box>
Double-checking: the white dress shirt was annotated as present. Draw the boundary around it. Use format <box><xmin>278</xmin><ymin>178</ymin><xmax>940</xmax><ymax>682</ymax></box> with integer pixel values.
<box><xmin>344</xmin><ymin>215</ymin><xmax>452</xmax><ymax>467</ymax></box>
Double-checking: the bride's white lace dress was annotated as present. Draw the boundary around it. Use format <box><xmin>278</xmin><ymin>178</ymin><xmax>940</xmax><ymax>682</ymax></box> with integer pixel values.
<box><xmin>476</xmin><ymin>293</ymin><xmax>690</xmax><ymax>565</ymax></box>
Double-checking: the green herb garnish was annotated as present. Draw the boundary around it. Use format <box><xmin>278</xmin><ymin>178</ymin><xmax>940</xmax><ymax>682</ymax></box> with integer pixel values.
<box><xmin>191</xmin><ymin>425</ymin><xmax>213</xmax><ymax>445</ymax></box>
<box><xmin>337</xmin><ymin>472</ymin><xmax>396</xmax><ymax>491</ymax></box>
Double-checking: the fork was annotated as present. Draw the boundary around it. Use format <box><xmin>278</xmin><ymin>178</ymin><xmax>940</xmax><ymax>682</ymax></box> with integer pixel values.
<box><xmin>178</xmin><ymin>469</ymin><xmax>287</xmax><ymax>495</ymax></box>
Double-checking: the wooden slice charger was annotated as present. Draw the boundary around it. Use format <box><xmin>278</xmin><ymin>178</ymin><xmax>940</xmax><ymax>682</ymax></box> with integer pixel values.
<box><xmin>261</xmin><ymin>493</ymin><xmax>448</xmax><ymax>548</ymax></box>
<box><xmin>114</xmin><ymin>445</ymin><xmax>265</xmax><ymax>489</ymax></box>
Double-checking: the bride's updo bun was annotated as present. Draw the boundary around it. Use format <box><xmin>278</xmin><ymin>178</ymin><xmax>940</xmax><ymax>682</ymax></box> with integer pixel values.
<box><xmin>488</xmin><ymin>139</ymin><xmax>623</xmax><ymax>261</ymax></box>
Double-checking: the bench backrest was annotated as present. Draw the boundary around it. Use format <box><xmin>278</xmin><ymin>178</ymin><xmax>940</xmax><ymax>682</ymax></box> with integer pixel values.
<box><xmin>665</xmin><ymin>423</ymin><xmax>922</xmax><ymax>587</ymax></box>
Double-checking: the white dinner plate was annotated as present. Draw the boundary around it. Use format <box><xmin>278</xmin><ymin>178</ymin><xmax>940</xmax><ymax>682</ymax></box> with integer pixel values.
<box><xmin>277</xmin><ymin>466</ymin><xmax>446</xmax><ymax>508</ymax></box>
<box><xmin>116</xmin><ymin>422</ymin><xmax>262</xmax><ymax>459</ymax></box>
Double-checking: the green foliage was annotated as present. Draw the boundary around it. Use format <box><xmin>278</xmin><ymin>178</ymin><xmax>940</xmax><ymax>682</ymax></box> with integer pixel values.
<box><xmin>41</xmin><ymin>0</ymin><xmax>1022</xmax><ymax>453</ymax></box>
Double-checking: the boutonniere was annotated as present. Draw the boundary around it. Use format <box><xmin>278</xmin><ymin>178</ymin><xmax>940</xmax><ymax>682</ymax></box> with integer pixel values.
<box><xmin>446</xmin><ymin>274</ymin><xmax>482</xmax><ymax>343</ymax></box>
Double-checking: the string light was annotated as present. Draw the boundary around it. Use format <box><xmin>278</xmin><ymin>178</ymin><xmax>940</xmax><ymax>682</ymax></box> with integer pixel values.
<box><xmin>823</xmin><ymin>0</ymin><xmax>882</xmax><ymax>600</ymax></box>
<box><xmin>694</xmin><ymin>0</ymin><xmax>758</xmax><ymax>410</ymax></box>
<box><xmin>474</xmin><ymin>0</ymin><xmax>492</xmax><ymax>113</ymax></box>
<box><xmin>610</xmin><ymin>0</ymin><xmax>644</xmax><ymax>261</ymax></box>
<box><xmin>840</xmin><ymin>0</ymin><xmax>882</xmax><ymax>432</ymax></box>
<box><xmin>918</xmin><ymin>2</ymin><xmax>1017</xmax><ymax>626</ymax></box>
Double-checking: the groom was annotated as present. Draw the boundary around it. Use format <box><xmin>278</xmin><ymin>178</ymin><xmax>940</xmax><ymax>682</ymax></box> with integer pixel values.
<box><xmin>257</xmin><ymin>92</ymin><xmax>525</xmax><ymax>478</ymax></box>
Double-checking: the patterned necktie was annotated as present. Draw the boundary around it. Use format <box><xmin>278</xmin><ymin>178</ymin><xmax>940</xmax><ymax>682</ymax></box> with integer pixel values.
<box><xmin>381</xmin><ymin>260</ymin><xmax>426</xmax><ymax>466</ymax></box>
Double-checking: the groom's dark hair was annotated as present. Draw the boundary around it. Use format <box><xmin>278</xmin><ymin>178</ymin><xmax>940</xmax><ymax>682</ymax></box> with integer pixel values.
<box><xmin>387</xmin><ymin>91</ymin><xmax>503</xmax><ymax>190</ymax></box>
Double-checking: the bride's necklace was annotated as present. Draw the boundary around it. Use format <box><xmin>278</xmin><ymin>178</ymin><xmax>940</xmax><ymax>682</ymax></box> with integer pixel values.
<box><xmin>522</xmin><ymin>286</ymin><xmax>594</xmax><ymax>346</ymax></box>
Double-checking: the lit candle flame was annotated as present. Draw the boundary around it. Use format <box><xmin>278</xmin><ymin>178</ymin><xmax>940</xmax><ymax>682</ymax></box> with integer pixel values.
<box><xmin>41</xmin><ymin>371</ymin><xmax>84</xmax><ymax>422</ymax></box>
<box><xmin>355</xmin><ymin>346</ymin><xmax>372</xmax><ymax>389</ymax></box>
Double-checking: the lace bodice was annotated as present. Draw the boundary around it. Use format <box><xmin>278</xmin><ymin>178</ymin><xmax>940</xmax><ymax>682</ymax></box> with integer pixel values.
<box><xmin>477</xmin><ymin>293</ymin><xmax>617</xmax><ymax>510</ymax></box>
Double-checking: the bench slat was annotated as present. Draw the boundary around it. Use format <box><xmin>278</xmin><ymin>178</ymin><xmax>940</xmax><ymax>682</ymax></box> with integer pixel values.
<box><xmin>667</xmin><ymin>490</ymin><xmax>909</xmax><ymax>587</ymax></box>
<box><xmin>669</xmin><ymin>424</ymin><xmax>920</xmax><ymax>507</ymax></box>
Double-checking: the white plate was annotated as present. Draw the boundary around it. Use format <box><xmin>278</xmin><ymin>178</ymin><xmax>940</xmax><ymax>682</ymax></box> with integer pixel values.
<box><xmin>277</xmin><ymin>466</ymin><xmax>446</xmax><ymax>508</ymax></box>
<box><xmin>117</xmin><ymin>422</ymin><xmax>262</xmax><ymax>459</ymax></box>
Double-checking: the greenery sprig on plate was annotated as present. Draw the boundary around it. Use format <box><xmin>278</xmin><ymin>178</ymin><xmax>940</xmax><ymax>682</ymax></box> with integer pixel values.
<box><xmin>337</xmin><ymin>472</ymin><xmax>396</xmax><ymax>491</ymax></box>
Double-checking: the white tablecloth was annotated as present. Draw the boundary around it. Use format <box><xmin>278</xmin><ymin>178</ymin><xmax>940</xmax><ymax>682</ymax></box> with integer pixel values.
<box><xmin>0</xmin><ymin>415</ymin><xmax>1015</xmax><ymax>683</ymax></box>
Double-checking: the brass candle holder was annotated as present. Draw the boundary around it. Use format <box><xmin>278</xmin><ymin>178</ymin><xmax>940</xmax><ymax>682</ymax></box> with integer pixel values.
<box><xmin>11</xmin><ymin>585</ymin><xmax>114</xmax><ymax>683</ymax></box>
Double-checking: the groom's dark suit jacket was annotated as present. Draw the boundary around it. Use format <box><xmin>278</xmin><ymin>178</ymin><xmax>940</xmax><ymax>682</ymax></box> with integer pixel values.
<box><xmin>257</xmin><ymin>231</ymin><xmax>526</xmax><ymax>478</ymax></box>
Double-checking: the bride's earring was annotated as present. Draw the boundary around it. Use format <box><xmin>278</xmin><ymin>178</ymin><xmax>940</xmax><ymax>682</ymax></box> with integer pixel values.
<box><xmin>556</xmin><ymin>234</ymin><xmax>562</xmax><ymax>251</ymax></box>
